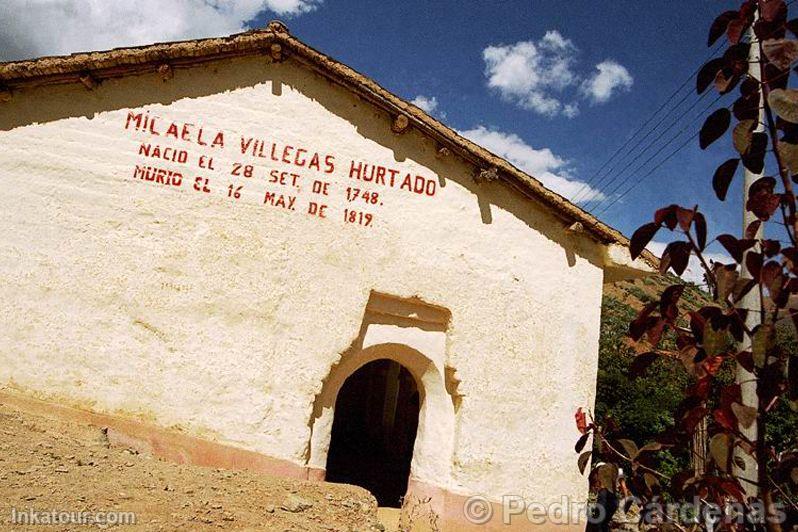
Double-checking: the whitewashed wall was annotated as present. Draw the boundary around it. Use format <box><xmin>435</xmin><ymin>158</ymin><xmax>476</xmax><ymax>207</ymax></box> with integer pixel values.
<box><xmin>0</xmin><ymin>56</ymin><xmax>605</xmax><ymax>510</ymax></box>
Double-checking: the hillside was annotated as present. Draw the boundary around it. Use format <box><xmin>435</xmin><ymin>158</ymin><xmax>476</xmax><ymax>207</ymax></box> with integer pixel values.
<box><xmin>606</xmin><ymin>274</ymin><xmax>712</xmax><ymax>313</ymax></box>
<box><xmin>599</xmin><ymin>274</ymin><xmax>798</xmax><ymax>466</ymax></box>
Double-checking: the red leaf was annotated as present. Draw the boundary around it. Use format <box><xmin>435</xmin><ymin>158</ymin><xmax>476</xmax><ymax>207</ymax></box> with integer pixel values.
<box><xmin>683</xmin><ymin>406</ymin><xmax>709</xmax><ymax>433</ymax></box>
<box><xmin>749</xmin><ymin>175</ymin><xmax>776</xmax><ymax>195</ymax></box>
<box><xmin>740</xmin><ymin>76</ymin><xmax>759</xmax><ymax>96</ymax></box>
<box><xmin>630</xmin><ymin>303</ymin><xmax>657</xmax><ymax>341</ymax></box>
<box><xmin>630</xmin><ymin>222</ymin><xmax>659</xmax><ymax>260</ymax></box>
<box><xmin>746</xmin><ymin>193</ymin><xmax>781</xmax><ymax>220</ymax></box>
<box><xmin>719</xmin><ymin>478</ymin><xmax>746</xmax><ymax>502</ymax></box>
<box><xmin>755</xmin><ymin>19</ymin><xmax>786</xmax><ymax>41</ymax></box>
<box><xmin>762</xmin><ymin>239</ymin><xmax>781</xmax><ymax>257</ymax></box>
<box><xmin>654</xmin><ymin>204</ymin><xmax>679</xmax><ymax>230</ymax></box>
<box><xmin>689</xmin><ymin>376</ymin><xmax>712</xmax><ymax>399</ymax></box>
<box><xmin>727</xmin><ymin>18</ymin><xmax>748</xmax><ymax>45</ymax></box>
<box><xmin>741</xmin><ymin>132</ymin><xmax>768</xmax><ymax>174</ymax></box>
<box><xmin>663</xmin><ymin>241</ymin><xmax>691</xmax><ymax>276</ymax></box>
<box><xmin>694</xmin><ymin>212</ymin><xmax>708</xmax><ymax>251</ymax></box>
<box><xmin>697</xmin><ymin>58</ymin><xmax>725</xmax><ymax>94</ymax></box>
<box><xmin>713</xmin><ymin>408</ymin><xmax>737</xmax><ymax>430</ymax></box>
<box><xmin>746</xmin><ymin>176</ymin><xmax>780</xmax><ymax>220</ymax></box>
<box><xmin>660</xmin><ymin>284</ymin><xmax>685</xmax><ymax>320</ymax></box>
<box><xmin>745</xmin><ymin>220</ymin><xmax>762</xmax><ymax>239</ymax></box>
<box><xmin>702</xmin><ymin>355</ymin><xmax>725</xmax><ymax>376</ymax></box>
<box><xmin>761</xmin><ymin>0</ymin><xmax>787</xmax><ymax>23</ymax></box>
<box><xmin>737</xmin><ymin>351</ymin><xmax>755</xmax><ymax>373</ymax></box>
<box><xmin>709</xmin><ymin>10</ymin><xmax>738</xmax><ymax>46</ymax></box>
<box><xmin>717</xmin><ymin>234</ymin><xmax>755</xmax><ymax>263</ymax></box>
<box><xmin>733</xmin><ymin>90</ymin><xmax>761</xmax><ymax>121</ymax></box>
<box><xmin>715</xmin><ymin>69</ymin><xmax>740</xmax><ymax>95</ymax></box>
<box><xmin>676</xmin><ymin>207</ymin><xmax>696</xmax><ymax>231</ymax></box>
<box><xmin>700</xmin><ymin>108</ymin><xmax>731</xmax><ymax>150</ymax></box>
<box><xmin>720</xmin><ymin>383</ymin><xmax>742</xmax><ymax>410</ymax></box>
<box><xmin>646</xmin><ymin>318</ymin><xmax>667</xmax><ymax>346</ymax></box>
<box><xmin>761</xmin><ymin>261</ymin><xmax>784</xmax><ymax>296</ymax></box>
<box><xmin>788</xmin><ymin>352</ymin><xmax>798</xmax><ymax>401</ymax></box>
<box><xmin>712</xmin><ymin>158</ymin><xmax>740</xmax><ymax>201</ymax></box>
<box><xmin>630</xmin><ymin>352</ymin><xmax>660</xmax><ymax>378</ymax></box>
<box><xmin>575</xmin><ymin>407</ymin><xmax>588</xmax><ymax>434</ymax></box>
<box><xmin>723</xmin><ymin>43</ymin><xmax>750</xmax><ymax>77</ymax></box>
<box><xmin>746</xmin><ymin>252</ymin><xmax>763</xmax><ymax>281</ymax></box>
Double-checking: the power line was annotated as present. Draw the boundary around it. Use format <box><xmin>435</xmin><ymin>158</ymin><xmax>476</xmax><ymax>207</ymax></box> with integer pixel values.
<box><xmin>570</xmin><ymin>40</ymin><xmax>725</xmax><ymax>204</ymax></box>
<box><xmin>580</xmin><ymin>88</ymin><xmax>718</xmax><ymax>210</ymax></box>
<box><xmin>583</xmin><ymin>8</ymin><xmax>798</xmax><ymax>214</ymax></box>
<box><xmin>583</xmin><ymin>91</ymin><xmax>726</xmax><ymax>213</ymax></box>
<box><xmin>591</xmin><ymin>92</ymin><xmax>727</xmax><ymax>216</ymax></box>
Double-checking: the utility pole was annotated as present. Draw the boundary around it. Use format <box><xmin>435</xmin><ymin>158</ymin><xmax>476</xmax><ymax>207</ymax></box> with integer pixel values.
<box><xmin>734</xmin><ymin>18</ymin><xmax>764</xmax><ymax>498</ymax></box>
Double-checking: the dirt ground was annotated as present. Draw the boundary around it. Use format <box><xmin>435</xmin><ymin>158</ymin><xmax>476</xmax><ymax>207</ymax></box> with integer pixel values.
<box><xmin>0</xmin><ymin>400</ymin><xmax>385</xmax><ymax>531</ymax></box>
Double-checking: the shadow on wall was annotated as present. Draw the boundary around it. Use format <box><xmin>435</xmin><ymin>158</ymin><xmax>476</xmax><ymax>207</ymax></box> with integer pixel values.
<box><xmin>0</xmin><ymin>54</ymin><xmax>603</xmax><ymax>269</ymax></box>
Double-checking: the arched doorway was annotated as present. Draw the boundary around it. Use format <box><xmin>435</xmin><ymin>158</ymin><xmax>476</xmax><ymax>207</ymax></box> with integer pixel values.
<box><xmin>325</xmin><ymin>359</ymin><xmax>420</xmax><ymax>507</ymax></box>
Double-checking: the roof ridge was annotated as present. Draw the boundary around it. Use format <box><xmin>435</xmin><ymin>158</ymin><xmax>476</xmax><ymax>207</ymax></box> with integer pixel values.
<box><xmin>0</xmin><ymin>21</ymin><xmax>658</xmax><ymax>270</ymax></box>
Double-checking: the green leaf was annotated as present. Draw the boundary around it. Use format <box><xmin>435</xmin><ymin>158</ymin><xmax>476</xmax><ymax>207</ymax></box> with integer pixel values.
<box><xmin>768</xmin><ymin>88</ymin><xmax>798</xmax><ymax>123</ymax></box>
<box><xmin>762</xmin><ymin>38</ymin><xmax>798</xmax><ymax>71</ymax></box>
<box><xmin>752</xmin><ymin>324</ymin><xmax>775</xmax><ymax>368</ymax></box>
<box><xmin>731</xmin><ymin>402</ymin><xmax>757</xmax><ymax>429</ymax></box>
<box><xmin>704</xmin><ymin>323</ymin><xmax>728</xmax><ymax>357</ymax></box>
<box><xmin>617</xmin><ymin>439</ymin><xmax>639</xmax><ymax>460</ymax></box>
<box><xmin>639</xmin><ymin>442</ymin><xmax>664</xmax><ymax>453</ymax></box>
<box><xmin>732</xmin><ymin>119</ymin><xmax>756</xmax><ymax>155</ymax></box>
<box><xmin>644</xmin><ymin>472</ymin><xmax>660</xmax><ymax>490</ymax></box>
<box><xmin>710</xmin><ymin>433</ymin><xmax>732</xmax><ymax>472</ymax></box>
<box><xmin>778</xmin><ymin>140</ymin><xmax>798</xmax><ymax>174</ymax></box>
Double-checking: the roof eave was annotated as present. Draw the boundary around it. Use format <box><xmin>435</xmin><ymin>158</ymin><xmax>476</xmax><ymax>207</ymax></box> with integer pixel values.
<box><xmin>0</xmin><ymin>21</ymin><xmax>660</xmax><ymax>273</ymax></box>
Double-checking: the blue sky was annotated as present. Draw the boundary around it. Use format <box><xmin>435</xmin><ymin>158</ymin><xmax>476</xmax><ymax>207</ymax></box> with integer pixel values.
<box><xmin>0</xmin><ymin>0</ymin><xmax>748</xmax><ymax>277</ymax></box>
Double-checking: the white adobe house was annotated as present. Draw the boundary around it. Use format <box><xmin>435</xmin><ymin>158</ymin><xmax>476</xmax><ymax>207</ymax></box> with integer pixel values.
<box><xmin>0</xmin><ymin>22</ymin><xmax>653</xmax><ymax>530</ymax></box>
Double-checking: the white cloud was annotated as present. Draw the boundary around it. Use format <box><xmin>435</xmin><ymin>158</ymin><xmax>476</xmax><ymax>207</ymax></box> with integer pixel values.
<box><xmin>580</xmin><ymin>60</ymin><xmax>634</xmax><ymax>104</ymax></box>
<box><xmin>563</xmin><ymin>103</ymin><xmax>580</xmax><ymax>118</ymax></box>
<box><xmin>647</xmin><ymin>241</ymin><xmax>732</xmax><ymax>286</ymax></box>
<box><xmin>482</xmin><ymin>32</ymin><xmax>632</xmax><ymax>117</ymax></box>
<box><xmin>411</xmin><ymin>95</ymin><xmax>438</xmax><ymax>114</ymax></box>
<box><xmin>459</xmin><ymin>125</ymin><xmax>604</xmax><ymax>202</ymax></box>
<box><xmin>0</xmin><ymin>0</ymin><xmax>321</xmax><ymax>61</ymax></box>
<box><xmin>482</xmin><ymin>31</ymin><xmax>578</xmax><ymax>117</ymax></box>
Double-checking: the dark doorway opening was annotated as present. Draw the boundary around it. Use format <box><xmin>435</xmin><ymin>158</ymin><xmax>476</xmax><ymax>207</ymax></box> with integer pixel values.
<box><xmin>325</xmin><ymin>359</ymin><xmax>420</xmax><ymax>507</ymax></box>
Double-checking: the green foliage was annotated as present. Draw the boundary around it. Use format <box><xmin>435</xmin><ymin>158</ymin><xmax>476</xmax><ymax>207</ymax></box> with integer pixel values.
<box><xmin>595</xmin><ymin>296</ymin><xmax>693</xmax><ymax>444</ymax></box>
<box><xmin>766</xmin><ymin>323</ymin><xmax>798</xmax><ymax>453</ymax></box>
<box><xmin>596</xmin><ymin>291</ymin><xmax>798</xmax><ymax>497</ymax></box>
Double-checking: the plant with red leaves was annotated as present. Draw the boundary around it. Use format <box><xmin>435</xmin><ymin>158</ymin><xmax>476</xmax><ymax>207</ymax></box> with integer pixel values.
<box><xmin>577</xmin><ymin>2</ymin><xmax>798</xmax><ymax>530</ymax></box>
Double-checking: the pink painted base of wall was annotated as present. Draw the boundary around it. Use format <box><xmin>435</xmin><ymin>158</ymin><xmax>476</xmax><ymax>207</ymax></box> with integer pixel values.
<box><xmin>0</xmin><ymin>389</ymin><xmax>584</xmax><ymax>531</ymax></box>
<box><xmin>0</xmin><ymin>389</ymin><xmax>309</xmax><ymax>480</ymax></box>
